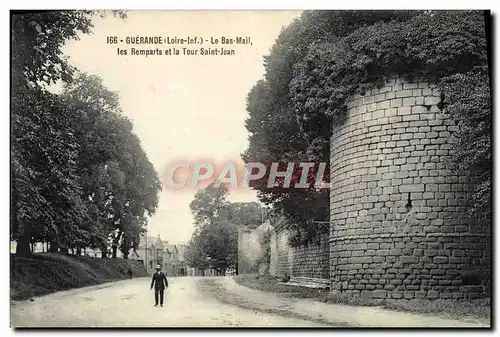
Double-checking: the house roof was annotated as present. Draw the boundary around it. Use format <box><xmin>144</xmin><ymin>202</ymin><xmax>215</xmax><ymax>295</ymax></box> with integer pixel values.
<box><xmin>138</xmin><ymin>235</ymin><xmax>156</xmax><ymax>248</ymax></box>
<box><xmin>164</xmin><ymin>244</ymin><xmax>178</xmax><ymax>253</ymax></box>
<box><xmin>138</xmin><ymin>235</ymin><xmax>164</xmax><ymax>249</ymax></box>
<box><xmin>176</xmin><ymin>245</ymin><xmax>186</xmax><ymax>260</ymax></box>
<box><xmin>137</xmin><ymin>235</ymin><xmax>186</xmax><ymax>256</ymax></box>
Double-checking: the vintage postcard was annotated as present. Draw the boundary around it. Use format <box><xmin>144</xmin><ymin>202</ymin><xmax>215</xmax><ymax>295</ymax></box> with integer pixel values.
<box><xmin>10</xmin><ymin>9</ymin><xmax>492</xmax><ymax>328</ymax></box>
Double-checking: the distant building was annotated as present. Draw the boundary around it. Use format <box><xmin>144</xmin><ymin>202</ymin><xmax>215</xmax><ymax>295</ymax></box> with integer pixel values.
<box><xmin>134</xmin><ymin>235</ymin><xmax>164</xmax><ymax>274</ymax></box>
<box><xmin>133</xmin><ymin>234</ymin><xmax>187</xmax><ymax>275</ymax></box>
<box><xmin>10</xmin><ymin>234</ymin><xmax>187</xmax><ymax>275</ymax></box>
<box><xmin>163</xmin><ymin>243</ymin><xmax>187</xmax><ymax>276</ymax></box>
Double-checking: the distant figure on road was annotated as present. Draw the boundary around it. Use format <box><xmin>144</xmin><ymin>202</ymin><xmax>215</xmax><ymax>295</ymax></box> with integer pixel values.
<box><xmin>127</xmin><ymin>268</ymin><xmax>133</xmax><ymax>279</ymax></box>
<box><xmin>150</xmin><ymin>264</ymin><xmax>168</xmax><ymax>307</ymax></box>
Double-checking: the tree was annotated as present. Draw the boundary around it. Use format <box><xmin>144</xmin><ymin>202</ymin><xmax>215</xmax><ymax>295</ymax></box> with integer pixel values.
<box><xmin>61</xmin><ymin>73</ymin><xmax>162</xmax><ymax>258</ymax></box>
<box><xmin>10</xmin><ymin>10</ymin><xmax>166</xmax><ymax>259</ymax></box>
<box><xmin>185</xmin><ymin>232</ymin><xmax>209</xmax><ymax>270</ymax></box>
<box><xmin>189</xmin><ymin>183</ymin><xmax>229</xmax><ymax>227</ymax></box>
<box><xmin>11</xmin><ymin>78</ymin><xmax>87</xmax><ymax>256</ymax></box>
<box><xmin>185</xmin><ymin>185</ymin><xmax>264</xmax><ymax>270</ymax></box>
<box><xmin>11</xmin><ymin>10</ymin><xmax>103</xmax><ymax>256</ymax></box>
<box><xmin>12</xmin><ymin>10</ymin><xmax>126</xmax><ymax>87</ymax></box>
<box><xmin>12</xmin><ymin>11</ymin><xmax>96</xmax><ymax>256</ymax></box>
<box><xmin>439</xmin><ymin>69</ymin><xmax>491</xmax><ymax>219</ymax></box>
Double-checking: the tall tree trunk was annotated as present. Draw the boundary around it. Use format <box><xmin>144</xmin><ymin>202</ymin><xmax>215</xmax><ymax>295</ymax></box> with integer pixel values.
<box><xmin>11</xmin><ymin>178</ymin><xmax>31</xmax><ymax>257</ymax></box>
<box><xmin>112</xmin><ymin>230</ymin><xmax>123</xmax><ymax>259</ymax></box>
<box><xmin>49</xmin><ymin>241</ymin><xmax>59</xmax><ymax>253</ymax></box>
<box><xmin>15</xmin><ymin>234</ymin><xmax>31</xmax><ymax>257</ymax></box>
<box><xmin>101</xmin><ymin>246</ymin><xmax>108</xmax><ymax>259</ymax></box>
<box><xmin>11</xmin><ymin>169</ymin><xmax>20</xmax><ymax>253</ymax></box>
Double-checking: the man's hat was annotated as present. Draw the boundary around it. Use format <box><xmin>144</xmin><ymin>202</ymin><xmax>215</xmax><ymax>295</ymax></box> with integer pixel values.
<box><xmin>155</xmin><ymin>264</ymin><xmax>161</xmax><ymax>269</ymax></box>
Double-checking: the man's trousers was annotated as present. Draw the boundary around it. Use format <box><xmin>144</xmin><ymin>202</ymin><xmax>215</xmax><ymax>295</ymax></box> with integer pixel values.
<box><xmin>154</xmin><ymin>288</ymin><xmax>165</xmax><ymax>305</ymax></box>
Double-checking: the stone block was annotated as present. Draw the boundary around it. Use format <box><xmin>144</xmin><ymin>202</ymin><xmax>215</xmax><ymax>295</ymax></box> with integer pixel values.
<box><xmin>412</xmin><ymin>106</ymin><xmax>427</xmax><ymax>114</ymax></box>
<box><xmin>376</xmin><ymin>250</ymin><xmax>390</xmax><ymax>256</ymax></box>
<box><xmin>400</xmin><ymin>256</ymin><xmax>419</xmax><ymax>264</ymax></box>
<box><xmin>403</xmin><ymin>115</ymin><xmax>420</xmax><ymax>122</ymax></box>
<box><xmin>425</xmin><ymin>96</ymin><xmax>441</xmax><ymax>105</ymax></box>
<box><xmin>372</xmin><ymin>290</ymin><xmax>387</xmax><ymax>299</ymax></box>
<box><xmin>426</xmin><ymin>184</ymin><xmax>439</xmax><ymax>192</ymax></box>
<box><xmin>400</xmin><ymin>184</ymin><xmax>425</xmax><ymax>193</ymax></box>
<box><xmin>394</xmin><ymin>90</ymin><xmax>413</xmax><ymax>98</ymax></box>
<box><xmin>398</xmin><ymin>106</ymin><xmax>412</xmax><ymax>115</ymax></box>
<box><xmin>377</xmin><ymin>100</ymin><xmax>391</xmax><ymax>110</ymax></box>
<box><xmin>390</xmin><ymin>98</ymin><xmax>402</xmax><ymax>108</ymax></box>
<box><xmin>390</xmin><ymin>279</ymin><xmax>403</xmax><ymax>285</ymax></box>
<box><xmin>390</xmin><ymin>291</ymin><xmax>403</xmax><ymax>299</ymax></box>
<box><xmin>433</xmin><ymin>256</ymin><xmax>448</xmax><ymax>264</ymax></box>
<box><xmin>403</xmin><ymin>97</ymin><xmax>416</xmax><ymax>106</ymax></box>
<box><xmin>404</xmin><ymin>291</ymin><xmax>415</xmax><ymax>299</ymax></box>
<box><xmin>427</xmin><ymin>290</ymin><xmax>439</xmax><ymax>299</ymax></box>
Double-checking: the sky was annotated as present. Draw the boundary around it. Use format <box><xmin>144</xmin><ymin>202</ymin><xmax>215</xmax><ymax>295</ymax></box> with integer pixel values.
<box><xmin>61</xmin><ymin>10</ymin><xmax>301</xmax><ymax>244</ymax></box>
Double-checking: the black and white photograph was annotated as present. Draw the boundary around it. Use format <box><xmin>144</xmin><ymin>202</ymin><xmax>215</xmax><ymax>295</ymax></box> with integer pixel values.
<box><xmin>8</xmin><ymin>9</ymin><xmax>492</xmax><ymax>328</ymax></box>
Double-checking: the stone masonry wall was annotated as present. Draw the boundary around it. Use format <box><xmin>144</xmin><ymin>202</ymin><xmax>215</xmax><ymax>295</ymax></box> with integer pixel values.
<box><xmin>277</xmin><ymin>229</ymin><xmax>330</xmax><ymax>279</ymax></box>
<box><xmin>238</xmin><ymin>221</ymin><xmax>278</xmax><ymax>276</ymax></box>
<box><xmin>329</xmin><ymin>78</ymin><xmax>491</xmax><ymax>300</ymax></box>
<box><xmin>238</xmin><ymin>229</ymin><xmax>257</xmax><ymax>275</ymax></box>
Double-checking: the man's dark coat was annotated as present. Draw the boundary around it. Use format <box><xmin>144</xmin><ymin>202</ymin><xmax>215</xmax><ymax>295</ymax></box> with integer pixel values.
<box><xmin>150</xmin><ymin>271</ymin><xmax>168</xmax><ymax>290</ymax></box>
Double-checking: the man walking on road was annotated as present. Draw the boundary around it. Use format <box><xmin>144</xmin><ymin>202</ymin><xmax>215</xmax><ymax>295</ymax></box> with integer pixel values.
<box><xmin>150</xmin><ymin>264</ymin><xmax>168</xmax><ymax>307</ymax></box>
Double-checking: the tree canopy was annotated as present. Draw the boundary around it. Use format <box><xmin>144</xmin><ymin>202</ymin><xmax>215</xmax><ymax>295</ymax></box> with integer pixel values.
<box><xmin>185</xmin><ymin>184</ymin><xmax>265</xmax><ymax>271</ymax></box>
<box><xmin>11</xmin><ymin>10</ymin><xmax>162</xmax><ymax>257</ymax></box>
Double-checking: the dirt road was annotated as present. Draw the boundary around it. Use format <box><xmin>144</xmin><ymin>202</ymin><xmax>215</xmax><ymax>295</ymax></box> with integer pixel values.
<box><xmin>10</xmin><ymin>276</ymin><xmax>331</xmax><ymax>327</ymax></box>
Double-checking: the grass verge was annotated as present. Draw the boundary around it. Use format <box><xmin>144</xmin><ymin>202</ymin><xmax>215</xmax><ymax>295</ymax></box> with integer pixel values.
<box><xmin>10</xmin><ymin>253</ymin><xmax>148</xmax><ymax>300</ymax></box>
<box><xmin>234</xmin><ymin>274</ymin><xmax>491</xmax><ymax>324</ymax></box>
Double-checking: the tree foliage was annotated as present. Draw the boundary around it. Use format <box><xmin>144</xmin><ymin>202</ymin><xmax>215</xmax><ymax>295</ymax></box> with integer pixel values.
<box><xmin>439</xmin><ymin>70</ymin><xmax>491</xmax><ymax>219</ymax></box>
<box><xmin>11</xmin><ymin>10</ymin><xmax>162</xmax><ymax>257</ymax></box>
<box><xmin>243</xmin><ymin>10</ymin><xmax>491</xmax><ymax>233</ymax></box>
<box><xmin>185</xmin><ymin>184</ymin><xmax>264</xmax><ymax>270</ymax></box>
<box><xmin>11</xmin><ymin>79</ymin><xmax>86</xmax><ymax>254</ymax></box>
<box><xmin>12</xmin><ymin>10</ymin><xmax>125</xmax><ymax>86</ymax></box>
<box><xmin>61</xmin><ymin>73</ymin><xmax>162</xmax><ymax>258</ymax></box>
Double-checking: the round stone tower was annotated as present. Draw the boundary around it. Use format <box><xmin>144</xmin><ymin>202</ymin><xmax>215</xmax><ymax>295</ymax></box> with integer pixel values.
<box><xmin>329</xmin><ymin>78</ymin><xmax>491</xmax><ymax>300</ymax></box>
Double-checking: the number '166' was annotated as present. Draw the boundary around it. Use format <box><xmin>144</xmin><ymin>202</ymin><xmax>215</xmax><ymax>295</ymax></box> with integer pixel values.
<box><xmin>107</xmin><ymin>36</ymin><xmax>118</xmax><ymax>44</ymax></box>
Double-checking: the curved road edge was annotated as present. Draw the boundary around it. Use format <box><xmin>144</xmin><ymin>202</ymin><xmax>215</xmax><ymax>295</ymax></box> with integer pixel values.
<box><xmin>200</xmin><ymin>277</ymin><xmax>490</xmax><ymax>328</ymax></box>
